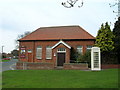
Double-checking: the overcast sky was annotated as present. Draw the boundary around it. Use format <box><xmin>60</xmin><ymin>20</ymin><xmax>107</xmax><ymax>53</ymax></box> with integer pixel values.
<box><xmin>0</xmin><ymin>0</ymin><xmax>117</xmax><ymax>53</ymax></box>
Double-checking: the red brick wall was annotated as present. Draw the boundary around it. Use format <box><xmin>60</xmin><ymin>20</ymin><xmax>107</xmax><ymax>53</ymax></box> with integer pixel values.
<box><xmin>19</xmin><ymin>41</ymin><xmax>35</xmax><ymax>62</ymax></box>
<box><xmin>66</xmin><ymin>40</ymin><xmax>95</xmax><ymax>54</ymax></box>
<box><xmin>64</xmin><ymin>63</ymin><xmax>88</xmax><ymax>70</ymax></box>
<box><xmin>16</xmin><ymin>62</ymin><xmax>55</xmax><ymax>70</ymax></box>
<box><xmin>101</xmin><ymin>64</ymin><xmax>120</xmax><ymax>69</ymax></box>
<box><xmin>19</xmin><ymin>40</ymin><xmax>95</xmax><ymax>64</ymax></box>
<box><xmin>16</xmin><ymin>62</ymin><xmax>89</xmax><ymax>70</ymax></box>
<box><xmin>16</xmin><ymin>62</ymin><xmax>24</xmax><ymax>69</ymax></box>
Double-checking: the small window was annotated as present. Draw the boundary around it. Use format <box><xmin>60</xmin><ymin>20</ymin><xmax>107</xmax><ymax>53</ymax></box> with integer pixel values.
<box><xmin>77</xmin><ymin>46</ymin><xmax>83</xmax><ymax>54</ymax></box>
<box><xmin>86</xmin><ymin>45</ymin><xmax>92</xmax><ymax>51</ymax></box>
<box><xmin>36</xmin><ymin>46</ymin><xmax>42</xmax><ymax>59</ymax></box>
<box><xmin>46</xmin><ymin>46</ymin><xmax>52</xmax><ymax>59</ymax></box>
<box><xmin>28</xmin><ymin>49</ymin><xmax>32</xmax><ymax>53</ymax></box>
<box><xmin>57</xmin><ymin>48</ymin><xmax>66</xmax><ymax>52</ymax></box>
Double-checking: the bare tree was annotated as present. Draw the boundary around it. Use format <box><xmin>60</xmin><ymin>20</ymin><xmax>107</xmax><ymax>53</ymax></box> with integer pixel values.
<box><xmin>62</xmin><ymin>0</ymin><xmax>83</xmax><ymax>8</ymax></box>
<box><xmin>15</xmin><ymin>31</ymin><xmax>31</xmax><ymax>49</ymax></box>
<box><xmin>11</xmin><ymin>49</ymin><xmax>19</xmax><ymax>58</ymax></box>
<box><xmin>109</xmin><ymin>0</ymin><xmax>120</xmax><ymax>18</ymax></box>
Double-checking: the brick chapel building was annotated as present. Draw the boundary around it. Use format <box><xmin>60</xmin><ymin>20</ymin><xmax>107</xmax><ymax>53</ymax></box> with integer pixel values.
<box><xmin>18</xmin><ymin>25</ymin><xmax>95</xmax><ymax>67</ymax></box>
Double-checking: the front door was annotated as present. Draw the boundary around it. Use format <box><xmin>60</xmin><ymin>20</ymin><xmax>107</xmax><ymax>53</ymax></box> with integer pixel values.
<box><xmin>28</xmin><ymin>53</ymin><xmax>32</xmax><ymax>62</ymax></box>
<box><xmin>57</xmin><ymin>53</ymin><xmax>65</xmax><ymax>66</ymax></box>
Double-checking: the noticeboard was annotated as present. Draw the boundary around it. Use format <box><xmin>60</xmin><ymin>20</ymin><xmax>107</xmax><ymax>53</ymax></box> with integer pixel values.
<box><xmin>20</xmin><ymin>47</ymin><xmax>26</xmax><ymax>58</ymax></box>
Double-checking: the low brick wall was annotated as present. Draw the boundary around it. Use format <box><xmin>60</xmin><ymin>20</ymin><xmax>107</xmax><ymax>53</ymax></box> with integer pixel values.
<box><xmin>16</xmin><ymin>62</ymin><xmax>24</xmax><ymax>69</ymax></box>
<box><xmin>16</xmin><ymin>62</ymin><xmax>120</xmax><ymax>70</ymax></box>
<box><xmin>16</xmin><ymin>62</ymin><xmax>55</xmax><ymax>70</ymax></box>
<box><xmin>63</xmin><ymin>63</ymin><xmax>88</xmax><ymax>70</ymax></box>
<box><xmin>101</xmin><ymin>64</ymin><xmax>120</xmax><ymax>69</ymax></box>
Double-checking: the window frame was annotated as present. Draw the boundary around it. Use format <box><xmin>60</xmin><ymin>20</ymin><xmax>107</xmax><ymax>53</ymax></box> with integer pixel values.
<box><xmin>77</xmin><ymin>46</ymin><xmax>83</xmax><ymax>54</ymax></box>
<box><xmin>57</xmin><ymin>48</ymin><xmax>66</xmax><ymax>53</ymax></box>
<box><xmin>86</xmin><ymin>45</ymin><xmax>93</xmax><ymax>51</ymax></box>
<box><xmin>46</xmin><ymin>46</ymin><xmax>52</xmax><ymax>60</ymax></box>
<box><xmin>36</xmin><ymin>46</ymin><xmax>42</xmax><ymax>60</ymax></box>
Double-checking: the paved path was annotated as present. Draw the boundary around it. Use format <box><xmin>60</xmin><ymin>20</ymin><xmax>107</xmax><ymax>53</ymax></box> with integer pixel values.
<box><xmin>2</xmin><ymin>59</ymin><xmax>18</xmax><ymax>72</ymax></box>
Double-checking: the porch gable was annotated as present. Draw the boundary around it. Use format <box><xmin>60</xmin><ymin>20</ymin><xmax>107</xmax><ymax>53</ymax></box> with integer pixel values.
<box><xmin>52</xmin><ymin>40</ymin><xmax>71</xmax><ymax>49</ymax></box>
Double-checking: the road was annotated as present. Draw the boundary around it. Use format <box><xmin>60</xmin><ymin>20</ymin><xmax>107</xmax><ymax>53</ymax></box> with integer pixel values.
<box><xmin>2</xmin><ymin>59</ymin><xmax>18</xmax><ymax>72</ymax></box>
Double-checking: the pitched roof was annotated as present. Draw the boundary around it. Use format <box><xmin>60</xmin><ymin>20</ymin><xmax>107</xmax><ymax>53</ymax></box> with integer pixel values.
<box><xmin>19</xmin><ymin>25</ymin><xmax>95</xmax><ymax>41</ymax></box>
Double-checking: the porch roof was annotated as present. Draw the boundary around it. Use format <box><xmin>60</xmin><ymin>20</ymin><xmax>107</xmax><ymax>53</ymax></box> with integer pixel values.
<box><xmin>52</xmin><ymin>40</ymin><xmax>71</xmax><ymax>49</ymax></box>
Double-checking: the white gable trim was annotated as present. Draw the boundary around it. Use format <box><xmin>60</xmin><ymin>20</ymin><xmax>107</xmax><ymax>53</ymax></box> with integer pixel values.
<box><xmin>52</xmin><ymin>40</ymin><xmax>71</xmax><ymax>49</ymax></box>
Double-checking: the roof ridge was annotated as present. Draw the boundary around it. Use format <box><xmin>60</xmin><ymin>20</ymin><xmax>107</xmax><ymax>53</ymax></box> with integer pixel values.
<box><xmin>39</xmin><ymin>25</ymin><xmax>80</xmax><ymax>29</ymax></box>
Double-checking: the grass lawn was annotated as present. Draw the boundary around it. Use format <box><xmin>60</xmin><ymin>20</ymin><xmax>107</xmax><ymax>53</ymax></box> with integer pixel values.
<box><xmin>2</xmin><ymin>69</ymin><xmax>119</xmax><ymax>88</ymax></box>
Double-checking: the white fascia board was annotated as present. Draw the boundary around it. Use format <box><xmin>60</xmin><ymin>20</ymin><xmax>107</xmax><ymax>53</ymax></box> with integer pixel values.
<box><xmin>52</xmin><ymin>40</ymin><xmax>71</xmax><ymax>49</ymax></box>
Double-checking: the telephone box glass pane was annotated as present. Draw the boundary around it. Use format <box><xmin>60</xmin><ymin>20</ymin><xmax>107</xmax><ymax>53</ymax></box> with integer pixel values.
<box><xmin>93</xmin><ymin>52</ymin><xmax>99</xmax><ymax>68</ymax></box>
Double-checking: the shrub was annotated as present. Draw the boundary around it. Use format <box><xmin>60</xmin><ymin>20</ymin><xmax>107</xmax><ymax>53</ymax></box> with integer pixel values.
<box><xmin>76</xmin><ymin>51</ymin><xmax>91</xmax><ymax>67</ymax></box>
